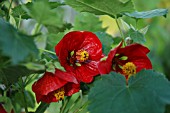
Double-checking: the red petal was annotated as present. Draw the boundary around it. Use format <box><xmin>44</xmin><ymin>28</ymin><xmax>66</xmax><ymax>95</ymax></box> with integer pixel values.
<box><xmin>79</xmin><ymin>31</ymin><xmax>103</xmax><ymax>61</ymax></box>
<box><xmin>98</xmin><ymin>60</ymin><xmax>111</xmax><ymax>74</ymax></box>
<box><xmin>118</xmin><ymin>43</ymin><xmax>150</xmax><ymax>58</ymax></box>
<box><xmin>55</xmin><ymin>69</ymin><xmax>78</xmax><ymax>84</ymax></box>
<box><xmin>35</xmin><ymin>92</ymin><xmax>57</xmax><ymax>103</ymax></box>
<box><xmin>0</xmin><ymin>104</ymin><xmax>7</xmax><ymax>113</ymax></box>
<box><xmin>118</xmin><ymin>43</ymin><xmax>152</xmax><ymax>71</ymax></box>
<box><xmin>55</xmin><ymin>31</ymin><xmax>85</xmax><ymax>56</ymax></box>
<box><xmin>74</xmin><ymin>61</ymin><xmax>99</xmax><ymax>83</ymax></box>
<box><xmin>98</xmin><ymin>42</ymin><xmax>122</xmax><ymax>74</ymax></box>
<box><xmin>32</xmin><ymin>72</ymin><xmax>67</xmax><ymax>95</ymax></box>
<box><xmin>64</xmin><ymin>83</ymin><xmax>80</xmax><ymax>96</ymax></box>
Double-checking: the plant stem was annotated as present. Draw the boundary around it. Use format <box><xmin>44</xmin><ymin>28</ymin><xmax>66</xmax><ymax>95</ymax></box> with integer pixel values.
<box><xmin>20</xmin><ymin>78</ymin><xmax>29</xmax><ymax>113</ymax></box>
<box><xmin>60</xmin><ymin>97</ymin><xmax>70</xmax><ymax>113</ymax></box>
<box><xmin>39</xmin><ymin>48</ymin><xmax>56</xmax><ymax>55</ymax></box>
<box><xmin>33</xmin><ymin>23</ymin><xmax>41</xmax><ymax>34</ymax></box>
<box><xmin>7</xmin><ymin>0</ymin><xmax>13</xmax><ymax>21</ymax></box>
<box><xmin>17</xmin><ymin>15</ymin><xmax>22</xmax><ymax>29</ymax></box>
<box><xmin>115</xmin><ymin>17</ymin><xmax>124</xmax><ymax>40</ymax></box>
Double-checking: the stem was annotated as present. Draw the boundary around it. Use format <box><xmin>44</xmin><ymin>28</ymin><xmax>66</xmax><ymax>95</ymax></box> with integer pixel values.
<box><xmin>20</xmin><ymin>78</ymin><xmax>29</xmax><ymax>113</ymax></box>
<box><xmin>33</xmin><ymin>23</ymin><xmax>41</xmax><ymax>34</ymax></box>
<box><xmin>60</xmin><ymin>97</ymin><xmax>70</xmax><ymax>113</ymax></box>
<box><xmin>135</xmin><ymin>19</ymin><xmax>138</xmax><ymax>29</ymax></box>
<box><xmin>39</xmin><ymin>48</ymin><xmax>56</xmax><ymax>55</ymax></box>
<box><xmin>17</xmin><ymin>15</ymin><xmax>22</xmax><ymax>29</ymax></box>
<box><xmin>115</xmin><ymin>17</ymin><xmax>124</xmax><ymax>40</ymax></box>
<box><xmin>7</xmin><ymin>0</ymin><xmax>13</xmax><ymax>21</ymax></box>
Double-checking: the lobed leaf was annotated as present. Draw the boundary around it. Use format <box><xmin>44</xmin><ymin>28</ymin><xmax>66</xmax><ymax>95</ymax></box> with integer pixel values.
<box><xmin>73</xmin><ymin>12</ymin><xmax>106</xmax><ymax>32</ymax></box>
<box><xmin>88</xmin><ymin>70</ymin><xmax>170</xmax><ymax>113</ymax></box>
<box><xmin>65</xmin><ymin>0</ymin><xmax>134</xmax><ymax>18</ymax></box>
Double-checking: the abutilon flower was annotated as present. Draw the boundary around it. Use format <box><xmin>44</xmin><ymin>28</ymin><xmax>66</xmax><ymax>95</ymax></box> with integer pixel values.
<box><xmin>55</xmin><ymin>31</ymin><xmax>103</xmax><ymax>83</ymax></box>
<box><xmin>98</xmin><ymin>42</ymin><xmax>152</xmax><ymax>79</ymax></box>
<box><xmin>32</xmin><ymin>69</ymin><xmax>80</xmax><ymax>103</ymax></box>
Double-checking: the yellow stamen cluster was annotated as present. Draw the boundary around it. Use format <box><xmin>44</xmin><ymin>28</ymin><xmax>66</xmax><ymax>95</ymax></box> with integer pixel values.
<box><xmin>122</xmin><ymin>62</ymin><xmax>136</xmax><ymax>78</ymax></box>
<box><xmin>54</xmin><ymin>87</ymin><xmax>65</xmax><ymax>101</ymax></box>
<box><xmin>76</xmin><ymin>50</ymin><xmax>89</xmax><ymax>62</ymax></box>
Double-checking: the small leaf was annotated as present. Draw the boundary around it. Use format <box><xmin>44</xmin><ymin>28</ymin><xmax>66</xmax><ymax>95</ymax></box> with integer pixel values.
<box><xmin>65</xmin><ymin>0</ymin><xmax>134</xmax><ymax>18</ymax></box>
<box><xmin>128</xmin><ymin>28</ymin><xmax>146</xmax><ymax>44</ymax></box>
<box><xmin>0</xmin><ymin>18</ymin><xmax>38</xmax><ymax>64</ymax></box>
<box><xmin>124</xmin><ymin>9</ymin><xmax>168</xmax><ymax>19</ymax></box>
<box><xmin>139</xmin><ymin>25</ymin><xmax>150</xmax><ymax>35</ymax></box>
<box><xmin>12</xmin><ymin>3</ymin><xmax>32</xmax><ymax>19</ymax></box>
<box><xmin>88</xmin><ymin>70</ymin><xmax>170</xmax><ymax>113</ymax></box>
<box><xmin>95</xmin><ymin>32</ymin><xmax>114</xmax><ymax>55</ymax></box>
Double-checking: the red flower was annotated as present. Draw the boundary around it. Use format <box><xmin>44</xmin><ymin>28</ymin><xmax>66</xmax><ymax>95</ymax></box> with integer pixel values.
<box><xmin>32</xmin><ymin>69</ymin><xmax>80</xmax><ymax>103</ymax></box>
<box><xmin>55</xmin><ymin>31</ymin><xmax>103</xmax><ymax>83</ymax></box>
<box><xmin>98</xmin><ymin>42</ymin><xmax>152</xmax><ymax>79</ymax></box>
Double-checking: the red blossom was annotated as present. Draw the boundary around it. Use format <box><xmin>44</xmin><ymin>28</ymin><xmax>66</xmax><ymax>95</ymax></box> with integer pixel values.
<box><xmin>98</xmin><ymin>42</ymin><xmax>152</xmax><ymax>76</ymax></box>
<box><xmin>32</xmin><ymin>69</ymin><xmax>80</xmax><ymax>103</ymax></box>
<box><xmin>55</xmin><ymin>31</ymin><xmax>103</xmax><ymax>83</ymax></box>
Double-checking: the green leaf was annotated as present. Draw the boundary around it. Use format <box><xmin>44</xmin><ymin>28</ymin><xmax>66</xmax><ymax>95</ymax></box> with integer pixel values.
<box><xmin>49</xmin><ymin>1</ymin><xmax>65</xmax><ymax>9</ymax></box>
<box><xmin>46</xmin><ymin>23</ymin><xmax>72</xmax><ymax>33</ymax></box>
<box><xmin>45</xmin><ymin>102</ymin><xmax>62</xmax><ymax>113</ymax></box>
<box><xmin>28</xmin><ymin>0</ymin><xmax>63</xmax><ymax>27</ymax></box>
<box><xmin>0</xmin><ymin>18</ymin><xmax>38</xmax><ymax>64</ymax></box>
<box><xmin>47</xmin><ymin>32</ymin><xmax>65</xmax><ymax>49</ymax></box>
<box><xmin>95</xmin><ymin>32</ymin><xmax>114</xmax><ymax>55</ymax></box>
<box><xmin>12</xmin><ymin>3</ymin><xmax>32</xmax><ymax>19</ymax></box>
<box><xmin>0</xmin><ymin>65</ymin><xmax>34</xmax><ymax>86</ymax></box>
<box><xmin>65</xmin><ymin>0</ymin><xmax>134</xmax><ymax>17</ymax></box>
<box><xmin>88</xmin><ymin>70</ymin><xmax>170</xmax><ymax>113</ymax></box>
<box><xmin>0</xmin><ymin>97</ymin><xmax>13</xmax><ymax>113</ymax></box>
<box><xmin>128</xmin><ymin>28</ymin><xmax>146</xmax><ymax>44</ymax></box>
<box><xmin>124</xmin><ymin>9</ymin><xmax>168</xmax><ymax>19</ymax></box>
<box><xmin>73</xmin><ymin>12</ymin><xmax>106</xmax><ymax>32</ymax></box>
<box><xmin>35</xmin><ymin>102</ymin><xmax>49</xmax><ymax>113</ymax></box>
<box><xmin>139</xmin><ymin>25</ymin><xmax>149</xmax><ymax>35</ymax></box>
<box><xmin>12</xmin><ymin>90</ymin><xmax>35</xmax><ymax>109</ymax></box>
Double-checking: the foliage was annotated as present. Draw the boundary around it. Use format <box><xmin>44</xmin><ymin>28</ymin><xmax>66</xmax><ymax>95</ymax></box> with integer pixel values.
<box><xmin>0</xmin><ymin>0</ymin><xmax>169</xmax><ymax>113</ymax></box>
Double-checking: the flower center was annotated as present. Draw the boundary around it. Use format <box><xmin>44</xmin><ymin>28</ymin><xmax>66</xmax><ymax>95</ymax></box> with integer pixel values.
<box><xmin>54</xmin><ymin>87</ymin><xmax>65</xmax><ymax>101</ymax></box>
<box><xmin>76</xmin><ymin>50</ymin><xmax>89</xmax><ymax>62</ymax></box>
<box><xmin>122</xmin><ymin>62</ymin><xmax>136</xmax><ymax>78</ymax></box>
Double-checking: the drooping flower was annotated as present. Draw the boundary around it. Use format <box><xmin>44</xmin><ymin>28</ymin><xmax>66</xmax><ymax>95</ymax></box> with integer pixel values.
<box><xmin>55</xmin><ymin>31</ymin><xmax>103</xmax><ymax>83</ymax></box>
<box><xmin>98</xmin><ymin>42</ymin><xmax>152</xmax><ymax>79</ymax></box>
<box><xmin>32</xmin><ymin>69</ymin><xmax>80</xmax><ymax>103</ymax></box>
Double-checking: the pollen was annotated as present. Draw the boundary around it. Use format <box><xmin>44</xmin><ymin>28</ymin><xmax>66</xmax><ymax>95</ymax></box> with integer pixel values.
<box><xmin>76</xmin><ymin>50</ymin><xmax>89</xmax><ymax>62</ymax></box>
<box><xmin>122</xmin><ymin>62</ymin><xmax>136</xmax><ymax>78</ymax></box>
<box><xmin>54</xmin><ymin>87</ymin><xmax>65</xmax><ymax>101</ymax></box>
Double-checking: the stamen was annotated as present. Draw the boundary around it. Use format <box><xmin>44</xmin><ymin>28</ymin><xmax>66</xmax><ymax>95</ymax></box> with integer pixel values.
<box><xmin>76</xmin><ymin>50</ymin><xmax>89</xmax><ymax>62</ymax></box>
<box><xmin>122</xmin><ymin>62</ymin><xmax>136</xmax><ymax>78</ymax></box>
<box><xmin>54</xmin><ymin>87</ymin><xmax>65</xmax><ymax>101</ymax></box>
